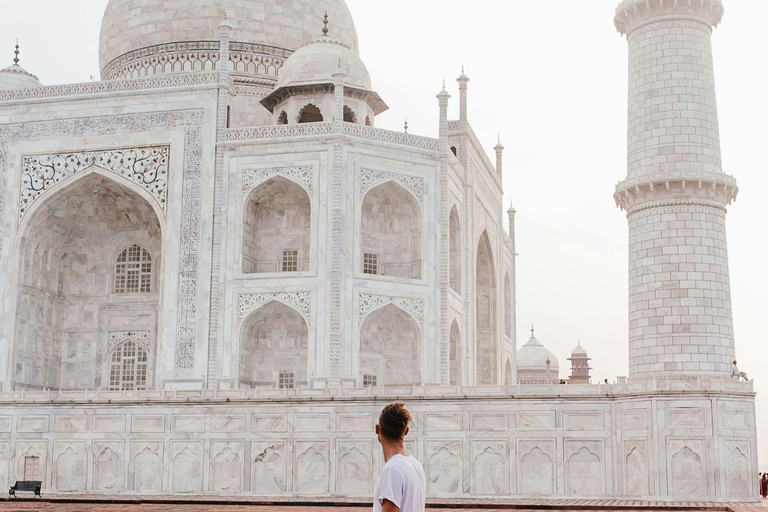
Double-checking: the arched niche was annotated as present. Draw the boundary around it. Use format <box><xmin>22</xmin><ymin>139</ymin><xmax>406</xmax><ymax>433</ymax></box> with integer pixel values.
<box><xmin>277</xmin><ymin>111</ymin><xmax>288</xmax><ymax>125</ymax></box>
<box><xmin>476</xmin><ymin>231</ymin><xmax>497</xmax><ymax>385</ymax></box>
<box><xmin>239</xmin><ymin>301</ymin><xmax>308</xmax><ymax>388</ymax></box>
<box><xmin>504</xmin><ymin>273</ymin><xmax>512</xmax><ymax>338</ymax></box>
<box><xmin>449</xmin><ymin>320</ymin><xmax>461</xmax><ymax>386</ymax></box>
<box><xmin>243</xmin><ymin>176</ymin><xmax>311</xmax><ymax>274</ymax></box>
<box><xmin>13</xmin><ymin>172</ymin><xmax>162</xmax><ymax>390</ymax></box>
<box><xmin>361</xmin><ymin>181</ymin><xmax>422</xmax><ymax>279</ymax></box>
<box><xmin>360</xmin><ymin>304</ymin><xmax>420</xmax><ymax>386</ymax></box>
<box><xmin>297</xmin><ymin>104</ymin><xmax>323</xmax><ymax>123</ymax></box>
<box><xmin>449</xmin><ymin>206</ymin><xmax>461</xmax><ymax>292</ymax></box>
<box><xmin>343</xmin><ymin>105</ymin><xmax>357</xmax><ymax>124</ymax></box>
<box><xmin>504</xmin><ymin>358</ymin><xmax>513</xmax><ymax>385</ymax></box>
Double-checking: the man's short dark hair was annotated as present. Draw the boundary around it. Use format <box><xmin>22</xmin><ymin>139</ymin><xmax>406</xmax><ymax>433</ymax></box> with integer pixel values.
<box><xmin>378</xmin><ymin>402</ymin><xmax>412</xmax><ymax>441</ymax></box>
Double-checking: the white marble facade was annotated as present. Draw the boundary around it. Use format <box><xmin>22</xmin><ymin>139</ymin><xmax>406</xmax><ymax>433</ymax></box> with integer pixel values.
<box><xmin>0</xmin><ymin>0</ymin><xmax>758</xmax><ymax>501</ymax></box>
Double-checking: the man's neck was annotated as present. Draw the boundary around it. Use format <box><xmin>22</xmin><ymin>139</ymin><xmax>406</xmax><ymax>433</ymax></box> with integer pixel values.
<box><xmin>381</xmin><ymin>440</ymin><xmax>408</xmax><ymax>462</ymax></box>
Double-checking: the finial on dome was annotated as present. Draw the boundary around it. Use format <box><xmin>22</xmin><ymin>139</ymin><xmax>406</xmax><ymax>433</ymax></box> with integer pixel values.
<box><xmin>338</xmin><ymin>57</ymin><xmax>341</xmax><ymax>69</ymax></box>
<box><xmin>224</xmin><ymin>10</ymin><xmax>227</xmax><ymax>20</ymax></box>
<box><xmin>322</xmin><ymin>11</ymin><xmax>329</xmax><ymax>36</ymax></box>
<box><xmin>531</xmin><ymin>325</ymin><xmax>535</xmax><ymax>337</ymax></box>
<box><xmin>404</xmin><ymin>118</ymin><xmax>408</xmax><ymax>133</ymax></box>
<box><xmin>13</xmin><ymin>40</ymin><xmax>19</xmax><ymax>65</ymax></box>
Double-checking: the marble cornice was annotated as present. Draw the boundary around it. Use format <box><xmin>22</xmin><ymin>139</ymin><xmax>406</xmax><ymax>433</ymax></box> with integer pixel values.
<box><xmin>615</xmin><ymin>0</ymin><xmax>724</xmax><ymax>35</ymax></box>
<box><xmin>614</xmin><ymin>169</ymin><xmax>738</xmax><ymax>213</ymax></box>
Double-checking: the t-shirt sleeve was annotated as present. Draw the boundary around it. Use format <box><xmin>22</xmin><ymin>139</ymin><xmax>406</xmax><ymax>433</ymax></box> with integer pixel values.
<box><xmin>376</xmin><ymin>466</ymin><xmax>403</xmax><ymax>510</ymax></box>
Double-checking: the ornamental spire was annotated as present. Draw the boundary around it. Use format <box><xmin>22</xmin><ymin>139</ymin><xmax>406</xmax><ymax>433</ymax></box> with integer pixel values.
<box><xmin>322</xmin><ymin>11</ymin><xmax>329</xmax><ymax>36</ymax></box>
<box><xmin>13</xmin><ymin>40</ymin><xmax>19</xmax><ymax>65</ymax></box>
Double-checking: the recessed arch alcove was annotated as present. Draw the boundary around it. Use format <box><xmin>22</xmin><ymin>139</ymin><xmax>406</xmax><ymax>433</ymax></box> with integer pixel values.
<box><xmin>239</xmin><ymin>301</ymin><xmax>309</xmax><ymax>388</ymax></box>
<box><xmin>449</xmin><ymin>320</ymin><xmax>461</xmax><ymax>386</ymax></box>
<box><xmin>359</xmin><ymin>304</ymin><xmax>420</xmax><ymax>386</ymax></box>
<box><xmin>13</xmin><ymin>171</ymin><xmax>162</xmax><ymax>390</ymax></box>
<box><xmin>360</xmin><ymin>181</ymin><xmax>422</xmax><ymax>279</ymax></box>
<box><xmin>476</xmin><ymin>231</ymin><xmax>497</xmax><ymax>385</ymax></box>
<box><xmin>449</xmin><ymin>206</ymin><xmax>461</xmax><ymax>293</ymax></box>
<box><xmin>242</xmin><ymin>176</ymin><xmax>311</xmax><ymax>274</ymax></box>
<box><xmin>504</xmin><ymin>273</ymin><xmax>512</xmax><ymax>339</ymax></box>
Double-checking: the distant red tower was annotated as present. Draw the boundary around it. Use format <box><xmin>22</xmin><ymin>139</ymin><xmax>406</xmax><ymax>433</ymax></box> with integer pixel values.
<box><xmin>567</xmin><ymin>341</ymin><xmax>591</xmax><ymax>384</ymax></box>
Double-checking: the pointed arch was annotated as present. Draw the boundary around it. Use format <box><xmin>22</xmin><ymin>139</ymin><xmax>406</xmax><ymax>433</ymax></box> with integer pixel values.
<box><xmin>504</xmin><ymin>273</ymin><xmax>512</xmax><ymax>338</ymax></box>
<box><xmin>360</xmin><ymin>303</ymin><xmax>421</xmax><ymax>386</ymax></box>
<box><xmin>450</xmin><ymin>320</ymin><xmax>461</xmax><ymax>386</ymax></box>
<box><xmin>476</xmin><ymin>231</ymin><xmax>497</xmax><ymax>385</ymax></box>
<box><xmin>297</xmin><ymin>103</ymin><xmax>323</xmax><ymax>123</ymax></box>
<box><xmin>12</xmin><ymin>172</ymin><xmax>162</xmax><ymax>390</ymax></box>
<box><xmin>449</xmin><ymin>206</ymin><xmax>461</xmax><ymax>293</ymax></box>
<box><xmin>277</xmin><ymin>111</ymin><xmax>288</xmax><ymax>125</ymax></box>
<box><xmin>239</xmin><ymin>301</ymin><xmax>309</xmax><ymax>388</ymax></box>
<box><xmin>243</xmin><ymin>175</ymin><xmax>311</xmax><ymax>274</ymax></box>
<box><xmin>361</xmin><ymin>181</ymin><xmax>422</xmax><ymax>279</ymax></box>
<box><xmin>343</xmin><ymin>105</ymin><xmax>357</xmax><ymax>124</ymax></box>
<box><xmin>114</xmin><ymin>243</ymin><xmax>153</xmax><ymax>294</ymax></box>
<box><xmin>504</xmin><ymin>358</ymin><xmax>513</xmax><ymax>385</ymax></box>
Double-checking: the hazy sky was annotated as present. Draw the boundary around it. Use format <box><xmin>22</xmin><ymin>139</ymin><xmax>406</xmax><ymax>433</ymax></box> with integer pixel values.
<box><xmin>1</xmin><ymin>1</ymin><xmax>766</xmax><ymax>470</ymax></box>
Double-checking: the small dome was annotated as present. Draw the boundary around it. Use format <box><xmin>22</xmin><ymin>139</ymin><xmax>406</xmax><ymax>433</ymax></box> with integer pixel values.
<box><xmin>517</xmin><ymin>335</ymin><xmax>559</xmax><ymax>371</ymax></box>
<box><xmin>0</xmin><ymin>64</ymin><xmax>42</xmax><ymax>91</ymax></box>
<box><xmin>571</xmin><ymin>342</ymin><xmax>588</xmax><ymax>357</ymax></box>
<box><xmin>276</xmin><ymin>36</ymin><xmax>371</xmax><ymax>90</ymax></box>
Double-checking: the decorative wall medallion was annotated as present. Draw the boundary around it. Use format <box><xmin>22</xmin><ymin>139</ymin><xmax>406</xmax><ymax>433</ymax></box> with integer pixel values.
<box><xmin>243</xmin><ymin>166</ymin><xmax>313</xmax><ymax>195</ymax></box>
<box><xmin>238</xmin><ymin>292</ymin><xmax>311</xmax><ymax>323</ymax></box>
<box><xmin>108</xmin><ymin>330</ymin><xmax>151</xmax><ymax>352</ymax></box>
<box><xmin>19</xmin><ymin>146</ymin><xmax>170</xmax><ymax>224</ymax></box>
<box><xmin>360</xmin><ymin>168</ymin><xmax>424</xmax><ymax>205</ymax></box>
<box><xmin>358</xmin><ymin>294</ymin><xmax>424</xmax><ymax>328</ymax></box>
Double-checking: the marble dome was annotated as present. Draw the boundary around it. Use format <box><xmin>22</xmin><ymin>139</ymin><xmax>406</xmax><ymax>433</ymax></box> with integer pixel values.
<box><xmin>516</xmin><ymin>335</ymin><xmax>559</xmax><ymax>371</ymax></box>
<box><xmin>276</xmin><ymin>36</ymin><xmax>371</xmax><ymax>91</ymax></box>
<box><xmin>0</xmin><ymin>64</ymin><xmax>42</xmax><ymax>91</ymax></box>
<box><xmin>99</xmin><ymin>0</ymin><xmax>360</xmax><ymax>77</ymax></box>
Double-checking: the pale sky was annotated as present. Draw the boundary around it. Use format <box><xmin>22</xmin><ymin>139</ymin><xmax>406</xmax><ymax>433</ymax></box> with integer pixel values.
<box><xmin>1</xmin><ymin>0</ymin><xmax>766</xmax><ymax>470</ymax></box>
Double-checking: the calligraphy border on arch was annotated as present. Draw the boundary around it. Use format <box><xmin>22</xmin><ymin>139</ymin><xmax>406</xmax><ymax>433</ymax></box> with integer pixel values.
<box><xmin>360</xmin><ymin>168</ymin><xmax>424</xmax><ymax>206</ymax></box>
<box><xmin>0</xmin><ymin>110</ymin><xmax>204</xmax><ymax>369</ymax></box>
<box><xmin>358</xmin><ymin>293</ymin><xmax>424</xmax><ymax>329</ymax></box>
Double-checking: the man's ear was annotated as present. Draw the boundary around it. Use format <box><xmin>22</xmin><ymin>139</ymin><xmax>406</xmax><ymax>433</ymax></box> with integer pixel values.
<box><xmin>403</xmin><ymin>426</ymin><xmax>409</xmax><ymax>437</ymax></box>
<box><xmin>375</xmin><ymin>424</ymin><xmax>380</xmax><ymax>435</ymax></box>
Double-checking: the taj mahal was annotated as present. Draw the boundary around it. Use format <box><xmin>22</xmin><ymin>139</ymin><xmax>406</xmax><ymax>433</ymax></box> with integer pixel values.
<box><xmin>0</xmin><ymin>0</ymin><xmax>758</xmax><ymax>502</ymax></box>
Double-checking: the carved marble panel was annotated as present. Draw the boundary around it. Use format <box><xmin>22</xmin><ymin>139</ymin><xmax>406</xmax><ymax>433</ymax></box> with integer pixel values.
<box><xmin>252</xmin><ymin>414</ymin><xmax>287</xmax><ymax>433</ymax></box>
<box><xmin>469</xmin><ymin>412</ymin><xmax>507</xmax><ymax>431</ymax></box>
<box><xmin>358</xmin><ymin>294</ymin><xmax>424</xmax><ymax>328</ymax></box>
<box><xmin>212</xmin><ymin>415</ymin><xmax>246</xmax><ymax>433</ymax></box>
<box><xmin>563</xmin><ymin>411</ymin><xmax>603</xmax><ymax>431</ymax></box>
<box><xmin>93</xmin><ymin>415</ymin><xmax>126</xmax><ymax>433</ymax></box>
<box><xmin>337</xmin><ymin>413</ymin><xmax>372</xmax><ymax>432</ymax></box>
<box><xmin>426</xmin><ymin>440</ymin><xmax>461</xmax><ymax>494</ymax></box>
<box><xmin>53</xmin><ymin>441</ymin><xmax>86</xmax><ymax>491</ymax></box>
<box><xmin>336</xmin><ymin>440</ymin><xmax>373</xmax><ymax>494</ymax></box>
<box><xmin>623</xmin><ymin>439</ymin><xmax>650</xmax><ymax>496</ymax></box>
<box><xmin>17</xmin><ymin>415</ymin><xmax>48</xmax><ymax>433</ymax></box>
<box><xmin>132</xmin><ymin>415</ymin><xmax>165</xmax><ymax>433</ymax></box>
<box><xmin>565</xmin><ymin>440</ymin><xmax>604</xmax><ymax>496</ymax></box>
<box><xmin>252</xmin><ymin>440</ymin><xmax>286</xmax><ymax>494</ymax></box>
<box><xmin>666</xmin><ymin>408</ymin><xmax>704</xmax><ymax>429</ymax></box>
<box><xmin>667</xmin><ymin>439</ymin><xmax>706</xmax><ymax>498</ymax></box>
<box><xmin>295</xmin><ymin>414</ymin><xmax>330</xmax><ymax>432</ymax></box>
<box><xmin>725</xmin><ymin>439</ymin><xmax>751</xmax><ymax>498</ymax></box>
<box><xmin>471</xmin><ymin>441</ymin><xmax>508</xmax><ymax>495</ymax></box>
<box><xmin>15</xmin><ymin>440</ymin><xmax>47</xmax><ymax>485</ymax></box>
<box><xmin>722</xmin><ymin>409</ymin><xmax>750</xmax><ymax>431</ymax></box>
<box><xmin>294</xmin><ymin>440</ymin><xmax>329</xmax><ymax>494</ymax></box>
<box><xmin>171</xmin><ymin>415</ymin><xmax>205</xmax><ymax>433</ymax></box>
<box><xmin>243</xmin><ymin>165</ymin><xmax>314</xmax><ymax>195</ymax></box>
<box><xmin>621</xmin><ymin>410</ymin><xmax>648</xmax><ymax>431</ymax></box>
<box><xmin>425</xmin><ymin>413</ymin><xmax>462</xmax><ymax>431</ymax></box>
<box><xmin>516</xmin><ymin>411</ymin><xmax>555</xmax><ymax>430</ymax></box>
<box><xmin>55</xmin><ymin>416</ymin><xmax>87</xmax><ymax>433</ymax></box>
<box><xmin>360</xmin><ymin>168</ymin><xmax>425</xmax><ymax>206</ymax></box>
<box><xmin>131</xmin><ymin>441</ymin><xmax>163</xmax><ymax>493</ymax></box>
<box><xmin>211</xmin><ymin>441</ymin><xmax>244</xmax><ymax>492</ymax></box>
<box><xmin>519</xmin><ymin>439</ymin><xmax>555</xmax><ymax>495</ymax></box>
<box><xmin>171</xmin><ymin>441</ymin><xmax>203</xmax><ymax>493</ymax></box>
<box><xmin>93</xmin><ymin>441</ymin><xmax>125</xmax><ymax>492</ymax></box>
<box><xmin>239</xmin><ymin>292</ymin><xmax>311</xmax><ymax>322</ymax></box>
<box><xmin>0</xmin><ymin>416</ymin><xmax>10</xmax><ymax>433</ymax></box>
<box><xmin>0</xmin><ymin>442</ymin><xmax>7</xmax><ymax>490</ymax></box>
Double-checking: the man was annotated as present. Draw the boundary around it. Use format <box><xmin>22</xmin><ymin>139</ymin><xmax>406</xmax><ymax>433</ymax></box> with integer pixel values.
<box><xmin>374</xmin><ymin>402</ymin><xmax>425</xmax><ymax>512</ymax></box>
<box><xmin>731</xmin><ymin>360</ymin><xmax>748</xmax><ymax>381</ymax></box>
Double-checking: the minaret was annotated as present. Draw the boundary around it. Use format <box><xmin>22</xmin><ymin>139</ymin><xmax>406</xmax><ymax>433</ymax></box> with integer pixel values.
<box><xmin>614</xmin><ymin>0</ymin><xmax>738</xmax><ymax>379</ymax></box>
<box><xmin>494</xmin><ymin>137</ymin><xmax>504</xmax><ymax>181</ymax></box>
<box><xmin>457</xmin><ymin>66</ymin><xmax>469</xmax><ymax>125</ymax></box>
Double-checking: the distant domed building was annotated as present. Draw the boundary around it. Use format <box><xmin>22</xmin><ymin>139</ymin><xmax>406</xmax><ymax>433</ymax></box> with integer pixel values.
<box><xmin>567</xmin><ymin>341</ymin><xmax>592</xmax><ymax>384</ymax></box>
<box><xmin>516</xmin><ymin>327</ymin><xmax>559</xmax><ymax>384</ymax></box>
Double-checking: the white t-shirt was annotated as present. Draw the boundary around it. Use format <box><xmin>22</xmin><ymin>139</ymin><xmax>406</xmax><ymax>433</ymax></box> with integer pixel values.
<box><xmin>373</xmin><ymin>453</ymin><xmax>426</xmax><ymax>512</ymax></box>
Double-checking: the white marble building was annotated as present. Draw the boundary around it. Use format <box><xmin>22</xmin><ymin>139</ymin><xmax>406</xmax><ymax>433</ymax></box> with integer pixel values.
<box><xmin>0</xmin><ymin>0</ymin><xmax>758</xmax><ymax>501</ymax></box>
